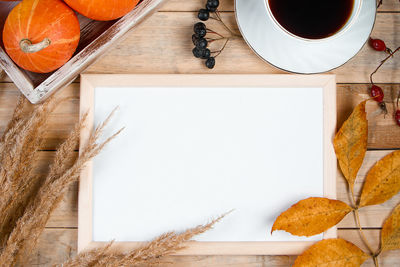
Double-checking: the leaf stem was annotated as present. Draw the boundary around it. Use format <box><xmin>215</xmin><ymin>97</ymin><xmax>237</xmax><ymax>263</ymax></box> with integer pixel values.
<box><xmin>349</xmin><ymin>187</ymin><xmax>357</xmax><ymax>208</ymax></box>
<box><xmin>373</xmin><ymin>255</ymin><xmax>380</xmax><ymax>267</ymax></box>
<box><xmin>207</xmin><ymin>37</ymin><xmax>228</xmax><ymax>43</ymax></box>
<box><xmin>206</xmin><ymin>29</ymin><xmax>224</xmax><ymax>38</ymax></box>
<box><xmin>354</xmin><ymin>208</ymin><xmax>375</xmax><ymax>256</ymax></box>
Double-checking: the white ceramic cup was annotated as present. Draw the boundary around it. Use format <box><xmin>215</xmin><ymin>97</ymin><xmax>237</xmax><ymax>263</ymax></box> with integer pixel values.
<box><xmin>265</xmin><ymin>0</ymin><xmax>362</xmax><ymax>42</ymax></box>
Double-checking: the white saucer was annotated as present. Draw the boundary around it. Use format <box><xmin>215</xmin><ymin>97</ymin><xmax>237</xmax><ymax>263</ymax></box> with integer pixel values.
<box><xmin>235</xmin><ymin>0</ymin><xmax>376</xmax><ymax>74</ymax></box>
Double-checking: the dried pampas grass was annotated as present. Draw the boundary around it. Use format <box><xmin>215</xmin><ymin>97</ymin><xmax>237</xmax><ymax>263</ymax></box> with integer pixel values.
<box><xmin>61</xmin><ymin>214</ymin><xmax>226</xmax><ymax>267</ymax></box>
<box><xmin>0</xmin><ymin>96</ymin><xmax>56</xmax><ymax>246</ymax></box>
<box><xmin>0</xmin><ymin>95</ymin><xmax>122</xmax><ymax>266</ymax></box>
<box><xmin>0</xmin><ymin>95</ymin><xmax>224</xmax><ymax>266</ymax></box>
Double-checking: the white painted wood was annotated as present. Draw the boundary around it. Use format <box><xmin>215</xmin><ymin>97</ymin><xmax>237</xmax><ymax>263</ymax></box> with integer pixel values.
<box><xmin>0</xmin><ymin>0</ymin><xmax>167</xmax><ymax>104</ymax></box>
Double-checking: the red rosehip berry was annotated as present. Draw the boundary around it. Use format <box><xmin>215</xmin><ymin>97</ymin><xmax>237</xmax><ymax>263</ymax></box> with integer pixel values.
<box><xmin>370</xmin><ymin>38</ymin><xmax>387</xmax><ymax>52</ymax></box>
<box><xmin>395</xmin><ymin>110</ymin><xmax>400</xmax><ymax>127</ymax></box>
<box><xmin>370</xmin><ymin>85</ymin><xmax>384</xmax><ymax>102</ymax></box>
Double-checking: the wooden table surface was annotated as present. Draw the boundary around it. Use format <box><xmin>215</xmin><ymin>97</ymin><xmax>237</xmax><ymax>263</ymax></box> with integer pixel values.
<box><xmin>1</xmin><ymin>0</ymin><xmax>400</xmax><ymax>266</ymax></box>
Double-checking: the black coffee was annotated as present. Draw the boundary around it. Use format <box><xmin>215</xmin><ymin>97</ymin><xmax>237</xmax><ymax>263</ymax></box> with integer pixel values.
<box><xmin>268</xmin><ymin>0</ymin><xmax>354</xmax><ymax>39</ymax></box>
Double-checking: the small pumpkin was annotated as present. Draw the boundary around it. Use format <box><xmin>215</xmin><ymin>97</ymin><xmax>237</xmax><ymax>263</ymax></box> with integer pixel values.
<box><xmin>64</xmin><ymin>0</ymin><xmax>140</xmax><ymax>21</ymax></box>
<box><xmin>3</xmin><ymin>0</ymin><xmax>80</xmax><ymax>73</ymax></box>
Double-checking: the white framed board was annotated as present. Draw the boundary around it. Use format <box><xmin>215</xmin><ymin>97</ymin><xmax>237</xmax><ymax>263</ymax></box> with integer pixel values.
<box><xmin>78</xmin><ymin>74</ymin><xmax>337</xmax><ymax>255</ymax></box>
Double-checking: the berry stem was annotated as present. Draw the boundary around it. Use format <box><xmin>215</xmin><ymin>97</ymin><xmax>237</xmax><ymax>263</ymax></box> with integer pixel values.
<box><xmin>207</xmin><ymin>37</ymin><xmax>228</xmax><ymax>43</ymax></box>
<box><xmin>397</xmin><ymin>90</ymin><xmax>400</xmax><ymax>109</ymax></box>
<box><xmin>214</xmin><ymin>10</ymin><xmax>241</xmax><ymax>37</ymax></box>
<box><xmin>207</xmin><ymin>29</ymin><xmax>224</xmax><ymax>38</ymax></box>
<box><xmin>370</xmin><ymin>46</ymin><xmax>400</xmax><ymax>85</ymax></box>
<box><xmin>211</xmin><ymin>38</ymin><xmax>229</xmax><ymax>58</ymax></box>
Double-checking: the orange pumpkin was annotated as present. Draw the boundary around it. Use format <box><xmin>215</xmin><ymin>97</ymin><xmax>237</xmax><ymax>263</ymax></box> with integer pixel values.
<box><xmin>64</xmin><ymin>0</ymin><xmax>140</xmax><ymax>21</ymax></box>
<box><xmin>3</xmin><ymin>0</ymin><xmax>80</xmax><ymax>73</ymax></box>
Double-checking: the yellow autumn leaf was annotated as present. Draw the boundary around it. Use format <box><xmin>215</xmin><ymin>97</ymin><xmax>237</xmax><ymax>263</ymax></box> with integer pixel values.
<box><xmin>333</xmin><ymin>100</ymin><xmax>368</xmax><ymax>193</ymax></box>
<box><xmin>381</xmin><ymin>203</ymin><xmax>400</xmax><ymax>252</ymax></box>
<box><xmin>294</xmin><ymin>238</ymin><xmax>369</xmax><ymax>267</ymax></box>
<box><xmin>359</xmin><ymin>150</ymin><xmax>400</xmax><ymax>207</ymax></box>
<box><xmin>271</xmin><ymin>197</ymin><xmax>352</xmax><ymax>237</ymax></box>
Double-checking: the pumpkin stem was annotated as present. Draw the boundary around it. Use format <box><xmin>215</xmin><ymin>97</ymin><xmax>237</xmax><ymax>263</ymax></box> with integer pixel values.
<box><xmin>19</xmin><ymin>38</ymin><xmax>51</xmax><ymax>53</ymax></box>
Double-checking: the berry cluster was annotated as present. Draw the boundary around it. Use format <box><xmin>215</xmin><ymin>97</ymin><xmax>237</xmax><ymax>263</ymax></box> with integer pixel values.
<box><xmin>192</xmin><ymin>0</ymin><xmax>237</xmax><ymax>69</ymax></box>
<box><xmin>192</xmin><ymin>22</ymin><xmax>216</xmax><ymax>69</ymax></box>
<box><xmin>198</xmin><ymin>0</ymin><xmax>220</xmax><ymax>21</ymax></box>
<box><xmin>369</xmin><ymin>38</ymin><xmax>400</xmax><ymax>126</ymax></box>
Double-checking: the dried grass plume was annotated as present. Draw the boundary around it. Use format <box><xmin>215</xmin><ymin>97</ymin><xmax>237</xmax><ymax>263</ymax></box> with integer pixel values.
<box><xmin>0</xmin><ymin>95</ymin><xmax>122</xmax><ymax>266</ymax></box>
<box><xmin>61</xmin><ymin>213</ymin><xmax>227</xmax><ymax>267</ymax></box>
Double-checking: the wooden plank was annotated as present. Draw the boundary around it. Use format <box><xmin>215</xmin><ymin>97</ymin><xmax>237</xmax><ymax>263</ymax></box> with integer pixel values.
<box><xmin>80</xmin><ymin>12</ymin><xmax>400</xmax><ymax>84</ymax></box>
<box><xmin>1</xmin><ymin>83</ymin><xmax>400</xmax><ymax>150</ymax></box>
<box><xmin>28</xmin><ymin>228</ymin><xmax>400</xmax><ymax>266</ymax></box>
<box><xmin>0</xmin><ymin>9</ymin><xmax>399</xmax><ymax>85</ymax></box>
<box><xmin>29</xmin><ymin>228</ymin><xmax>77</xmax><ymax>267</ymax></box>
<box><xmin>159</xmin><ymin>0</ymin><xmax>400</xmax><ymax>12</ymax></box>
<box><xmin>378</xmin><ymin>0</ymin><xmax>400</xmax><ymax>11</ymax></box>
<box><xmin>1</xmin><ymin>13</ymin><xmax>400</xmax><ymax>84</ymax></box>
<box><xmin>337</xmin><ymin>84</ymin><xmax>400</xmax><ymax>149</ymax></box>
<box><xmin>0</xmin><ymin>83</ymin><xmax>80</xmax><ymax>150</ymax></box>
<box><xmin>160</xmin><ymin>0</ymin><xmax>234</xmax><ymax>12</ymax></box>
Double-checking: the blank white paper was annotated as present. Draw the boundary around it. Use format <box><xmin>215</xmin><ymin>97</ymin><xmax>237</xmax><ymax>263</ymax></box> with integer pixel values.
<box><xmin>92</xmin><ymin>86</ymin><xmax>324</xmax><ymax>242</ymax></box>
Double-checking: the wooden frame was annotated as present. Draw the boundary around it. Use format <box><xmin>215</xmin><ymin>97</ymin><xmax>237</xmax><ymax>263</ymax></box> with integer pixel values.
<box><xmin>79</xmin><ymin>74</ymin><xmax>337</xmax><ymax>255</ymax></box>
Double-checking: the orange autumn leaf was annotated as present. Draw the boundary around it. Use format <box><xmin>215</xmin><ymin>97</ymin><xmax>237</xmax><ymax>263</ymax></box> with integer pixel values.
<box><xmin>294</xmin><ymin>238</ymin><xmax>369</xmax><ymax>267</ymax></box>
<box><xmin>381</xmin><ymin>203</ymin><xmax>400</xmax><ymax>252</ymax></box>
<box><xmin>333</xmin><ymin>100</ymin><xmax>368</xmax><ymax>193</ymax></box>
<box><xmin>359</xmin><ymin>150</ymin><xmax>400</xmax><ymax>207</ymax></box>
<box><xmin>271</xmin><ymin>197</ymin><xmax>352</xmax><ymax>237</ymax></box>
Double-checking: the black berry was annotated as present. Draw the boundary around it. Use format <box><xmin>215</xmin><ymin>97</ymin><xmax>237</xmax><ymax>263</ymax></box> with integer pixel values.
<box><xmin>198</xmin><ymin>9</ymin><xmax>209</xmax><ymax>21</ymax></box>
<box><xmin>192</xmin><ymin>34</ymin><xmax>199</xmax><ymax>45</ymax></box>
<box><xmin>196</xmin><ymin>38</ymin><xmax>208</xmax><ymax>49</ymax></box>
<box><xmin>206</xmin><ymin>4</ymin><xmax>217</xmax><ymax>12</ymax></box>
<box><xmin>194</xmin><ymin>22</ymin><xmax>206</xmax><ymax>33</ymax></box>
<box><xmin>205</xmin><ymin>57</ymin><xmax>215</xmax><ymax>69</ymax></box>
<box><xmin>201</xmin><ymin>48</ymin><xmax>211</xmax><ymax>59</ymax></box>
<box><xmin>192</xmin><ymin>47</ymin><xmax>202</xmax><ymax>58</ymax></box>
<box><xmin>207</xmin><ymin>0</ymin><xmax>219</xmax><ymax>8</ymax></box>
<box><xmin>197</xmin><ymin>28</ymin><xmax>206</xmax><ymax>38</ymax></box>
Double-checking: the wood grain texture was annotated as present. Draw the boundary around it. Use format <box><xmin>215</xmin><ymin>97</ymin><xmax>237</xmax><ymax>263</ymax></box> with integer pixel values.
<box><xmin>0</xmin><ymin>7</ymin><xmax>399</xmax><ymax>84</ymax></box>
<box><xmin>1</xmin><ymin>0</ymin><xmax>400</xmax><ymax>265</ymax></box>
<box><xmin>159</xmin><ymin>0</ymin><xmax>400</xmax><ymax>12</ymax></box>
<box><xmin>79</xmin><ymin>12</ymin><xmax>400</xmax><ymax>84</ymax></box>
<box><xmin>0</xmin><ymin>83</ymin><xmax>79</xmax><ymax>150</ymax></box>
